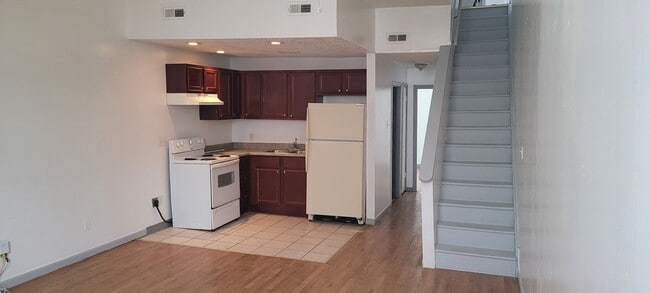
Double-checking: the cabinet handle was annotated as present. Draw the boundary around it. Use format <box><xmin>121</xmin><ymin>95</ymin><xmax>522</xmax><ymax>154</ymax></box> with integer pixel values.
<box><xmin>283</xmin><ymin>171</ymin><xmax>286</xmax><ymax>174</ymax></box>
<box><xmin>345</xmin><ymin>89</ymin><xmax>349</xmax><ymax>93</ymax></box>
<box><xmin>338</xmin><ymin>89</ymin><xmax>342</xmax><ymax>93</ymax></box>
<box><xmin>283</xmin><ymin>114</ymin><xmax>287</xmax><ymax>117</ymax></box>
<box><xmin>276</xmin><ymin>171</ymin><xmax>280</xmax><ymax>174</ymax></box>
<box><xmin>289</xmin><ymin>114</ymin><xmax>293</xmax><ymax>118</ymax></box>
<box><xmin>245</xmin><ymin>113</ymin><xmax>248</xmax><ymax>117</ymax></box>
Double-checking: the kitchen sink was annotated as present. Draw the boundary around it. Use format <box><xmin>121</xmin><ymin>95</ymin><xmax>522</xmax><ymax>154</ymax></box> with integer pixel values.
<box><xmin>267</xmin><ymin>149</ymin><xmax>305</xmax><ymax>154</ymax></box>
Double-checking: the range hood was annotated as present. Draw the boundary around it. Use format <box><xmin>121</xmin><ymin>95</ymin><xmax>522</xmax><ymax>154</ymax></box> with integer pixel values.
<box><xmin>166</xmin><ymin>93</ymin><xmax>224</xmax><ymax>106</ymax></box>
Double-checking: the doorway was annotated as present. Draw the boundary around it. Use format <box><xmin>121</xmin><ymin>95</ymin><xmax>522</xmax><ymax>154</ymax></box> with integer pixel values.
<box><xmin>414</xmin><ymin>85</ymin><xmax>433</xmax><ymax>189</ymax></box>
<box><xmin>392</xmin><ymin>85</ymin><xmax>408</xmax><ymax>199</ymax></box>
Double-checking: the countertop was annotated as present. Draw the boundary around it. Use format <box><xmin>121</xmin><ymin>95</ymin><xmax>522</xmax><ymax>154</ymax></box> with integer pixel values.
<box><xmin>221</xmin><ymin>149</ymin><xmax>305</xmax><ymax>158</ymax></box>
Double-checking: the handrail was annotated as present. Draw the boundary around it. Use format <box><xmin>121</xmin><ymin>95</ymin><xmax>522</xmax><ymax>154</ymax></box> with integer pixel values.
<box><xmin>450</xmin><ymin>0</ymin><xmax>462</xmax><ymax>45</ymax></box>
<box><xmin>419</xmin><ymin>44</ymin><xmax>455</xmax><ymax>182</ymax></box>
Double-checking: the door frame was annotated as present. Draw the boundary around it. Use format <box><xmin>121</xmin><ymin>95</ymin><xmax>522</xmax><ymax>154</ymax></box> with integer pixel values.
<box><xmin>391</xmin><ymin>83</ymin><xmax>408</xmax><ymax>199</ymax></box>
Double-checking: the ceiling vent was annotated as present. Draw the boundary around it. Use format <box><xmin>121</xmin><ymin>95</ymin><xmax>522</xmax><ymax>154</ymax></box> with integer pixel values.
<box><xmin>164</xmin><ymin>8</ymin><xmax>185</xmax><ymax>20</ymax></box>
<box><xmin>289</xmin><ymin>3</ymin><xmax>312</xmax><ymax>14</ymax></box>
<box><xmin>387</xmin><ymin>33</ymin><xmax>408</xmax><ymax>43</ymax></box>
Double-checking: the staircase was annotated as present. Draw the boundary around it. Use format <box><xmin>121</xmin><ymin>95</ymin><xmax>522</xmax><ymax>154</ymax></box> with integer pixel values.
<box><xmin>434</xmin><ymin>5</ymin><xmax>516</xmax><ymax>277</ymax></box>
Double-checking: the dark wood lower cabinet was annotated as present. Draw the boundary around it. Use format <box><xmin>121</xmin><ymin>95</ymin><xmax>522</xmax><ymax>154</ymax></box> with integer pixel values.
<box><xmin>249</xmin><ymin>156</ymin><xmax>306</xmax><ymax>217</ymax></box>
<box><xmin>239</xmin><ymin>156</ymin><xmax>250</xmax><ymax>214</ymax></box>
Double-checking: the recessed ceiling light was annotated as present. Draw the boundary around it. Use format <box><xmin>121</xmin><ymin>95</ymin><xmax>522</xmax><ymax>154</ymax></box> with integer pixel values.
<box><xmin>216</xmin><ymin>50</ymin><xmax>225</xmax><ymax>54</ymax></box>
<box><xmin>187</xmin><ymin>42</ymin><xmax>200</xmax><ymax>46</ymax></box>
<box><xmin>270</xmin><ymin>41</ymin><xmax>283</xmax><ymax>45</ymax></box>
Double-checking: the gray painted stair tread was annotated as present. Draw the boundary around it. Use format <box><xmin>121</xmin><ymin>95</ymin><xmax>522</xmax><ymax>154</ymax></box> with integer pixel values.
<box><xmin>437</xmin><ymin>221</ymin><xmax>514</xmax><ymax>234</ymax></box>
<box><xmin>443</xmin><ymin>161</ymin><xmax>512</xmax><ymax>167</ymax></box>
<box><xmin>452</xmin><ymin>79</ymin><xmax>510</xmax><ymax>84</ymax></box>
<box><xmin>458</xmin><ymin>38</ymin><xmax>509</xmax><ymax>44</ymax></box>
<box><xmin>446</xmin><ymin>143</ymin><xmax>511</xmax><ymax>148</ymax></box>
<box><xmin>458</xmin><ymin>26</ymin><xmax>509</xmax><ymax>32</ymax></box>
<box><xmin>436</xmin><ymin>244</ymin><xmax>516</xmax><ymax>260</ymax></box>
<box><xmin>459</xmin><ymin>15</ymin><xmax>508</xmax><ymax>21</ymax></box>
<box><xmin>451</xmin><ymin>94</ymin><xmax>511</xmax><ymax>98</ymax></box>
<box><xmin>447</xmin><ymin>126</ymin><xmax>510</xmax><ymax>130</ymax></box>
<box><xmin>439</xmin><ymin>199</ymin><xmax>514</xmax><ymax>210</ymax></box>
<box><xmin>442</xmin><ymin>179</ymin><xmax>513</xmax><ymax>187</ymax></box>
<box><xmin>454</xmin><ymin>64</ymin><xmax>510</xmax><ymax>69</ymax></box>
<box><xmin>449</xmin><ymin>110</ymin><xmax>510</xmax><ymax>113</ymax></box>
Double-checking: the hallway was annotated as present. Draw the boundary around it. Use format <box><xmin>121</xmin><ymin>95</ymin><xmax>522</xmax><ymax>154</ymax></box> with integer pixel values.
<box><xmin>12</xmin><ymin>193</ymin><xmax>519</xmax><ymax>292</ymax></box>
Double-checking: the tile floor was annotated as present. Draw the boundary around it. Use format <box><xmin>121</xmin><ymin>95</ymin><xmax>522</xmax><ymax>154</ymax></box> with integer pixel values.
<box><xmin>139</xmin><ymin>213</ymin><xmax>363</xmax><ymax>263</ymax></box>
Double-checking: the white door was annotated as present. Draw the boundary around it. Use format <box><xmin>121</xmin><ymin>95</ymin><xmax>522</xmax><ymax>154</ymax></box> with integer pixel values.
<box><xmin>307</xmin><ymin>103</ymin><xmax>365</xmax><ymax>141</ymax></box>
<box><xmin>306</xmin><ymin>140</ymin><xmax>364</xmax><ymax>218</ymax></box>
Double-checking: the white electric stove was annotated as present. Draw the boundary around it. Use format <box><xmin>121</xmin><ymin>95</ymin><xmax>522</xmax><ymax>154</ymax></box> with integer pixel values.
<box><xmin>168</xmin><ymin>138</ymin><xmax>241</xmax><ymax>230</ymax></box>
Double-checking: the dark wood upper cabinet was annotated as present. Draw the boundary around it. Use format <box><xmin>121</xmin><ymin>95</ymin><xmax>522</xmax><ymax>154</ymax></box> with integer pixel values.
<box><xmin>316</xmin><ymin>70</ymin><xmax>367</xmax><ymax>95</ymax></box>
<box><xmin>241</xmin><ymin>71</ymin><xmax>262</xmax><ymax>119</ymax></box>
<box><xmin>166</xmin><ymin>64</ymin><xmax>218</xmax><ymax>94</ymax></box>
<box><xmin>288</xmin><ymin>71</ymin><xmax>316</xmax><ymax>120</ymax></box>
<box><xmin>199</xmin><ymin>69</ymin><xmax>240</xmax><ymax>120</ymax></box>
<box><xmin>260</xmin><ymin>71</ymin><xmax>288</xmax><ymax>119</ymax></box>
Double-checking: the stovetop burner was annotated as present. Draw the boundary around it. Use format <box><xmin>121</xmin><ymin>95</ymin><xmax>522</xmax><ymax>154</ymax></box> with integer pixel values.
<box><xmin>200</xmin><ymin>158</ymin><xmax>214</xmax><ymax>161</ymax></box>
<box><xmin>218</xmin><ymin>155</ymin><xmax>231</xmax><ymax>158</ymax></box>
<box><xmin>184</xmin><ymin>158</ymin><xmax>198</xmax><ymax>161</ymax></box>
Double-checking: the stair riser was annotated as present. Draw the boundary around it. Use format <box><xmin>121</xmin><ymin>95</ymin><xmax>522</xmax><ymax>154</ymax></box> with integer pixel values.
<box><xmin>456</xmin><ymin>40</ymin><xmax>509</xmax><ymax>54</ymax></box>
<box><xmin>450</xmin><ymin>96</ymin><xmax>511</xmax><ymax>111</ymax></box>
<box><xmin>441</xmin><ymin>184</ymin><xmax>513</xmax><ymax>204</ymax></box>
<box><xmin>439</xmin><ymin>204</ymin><xmax>514</xmax><ymax>226</ymax></box>
<box><xmin>443</xmin><ymin>164</ymin><xmax>512</xmax><ymax>182</ymax></box>
<box><xmin>458</xmin><ymin>29</ymin><xmax>508</xmax><ymax>42</ymax></box>
<box><xmin>454</xmin><ymin>54</ymin><xmax>509</xmax><ymax>67</ymax></box>
<box><xmin>448</xmin><ymin>112</ymin><xmax>510</xmax><ymax>127</ymax></box>
<box><xmin>452</xmin><ymin>81</ymin><xmax>510</xmax><ymax>96</ymax></box>
<box><xmin>453</xmin><ymin>67</ymin><xmax>509</xmax><ymax>81</ymax></box>
<box><xmin>435</xmin><ymin>252</ymin><xmax>517</xmax><ymax>277</ymax></box>
<box><xmin>460</xmin><ymin>17</ymin><xmax>508</xmax><ymax>30</ymax></box>
<box><xmin>447</xmin><ymin>128</ymin><xmax>511</xmax><ymax>144</ymax></box>
<box><xmin>462</xmin><ymin>7</ymin><xmax>508</xmax><ymax>18</ymax></box>
<box><xmin>444</xmin><ymin>146</ymin><xmax>512</xmax><ymax>163</ymax></box>
<box><xmin>438</xmin><ymin>226</ymin><xmax>514</xmax><ymax>250</ymax></box>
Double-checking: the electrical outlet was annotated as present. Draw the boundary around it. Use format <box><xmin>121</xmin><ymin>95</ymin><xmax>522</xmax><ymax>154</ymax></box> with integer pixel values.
<box><xmin>82</xmin><ymin>219</ymin><xmax>90</xmax><ymax>231</ymax></box>
<box><xmin>519</xmin><ymin>145</ymin><xmax>525</xmax><ymax>160</ymax></box>
<box><xmin>158</xmin><ymin>136</ymin><xmax>168</xmax><ymax>147</ymax></box>
<box><xmin>0</xmin><ymin>240</ymin><xmax>10</xmax><ymax>254</ymax></box>
<box><xmin>152</xmin><ymin>197</ymin><xmax>160</xmax><ymax>208</ymax></box>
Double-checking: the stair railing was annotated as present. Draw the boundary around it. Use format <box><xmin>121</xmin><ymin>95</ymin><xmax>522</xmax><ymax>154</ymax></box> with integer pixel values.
<box><xmin>451</xmin><ymin>0</ymin><xmax>462</xmax><ymax>45</ymax></box>
<box><xmin>419</xmin><ymin>44</ymin><xmax>455</xmax><ymax>268</ymax></box>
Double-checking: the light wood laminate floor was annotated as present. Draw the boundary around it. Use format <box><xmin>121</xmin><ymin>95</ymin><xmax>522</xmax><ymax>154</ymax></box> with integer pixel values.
<box><xmin>11</xmin><ymin>192</ymin><xmax>520</xmax><ymax>292</ymax></box>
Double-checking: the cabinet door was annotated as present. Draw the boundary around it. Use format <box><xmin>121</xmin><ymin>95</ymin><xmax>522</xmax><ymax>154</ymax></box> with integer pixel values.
<box><xmin>281</xmin><ymin>157</ymin><xmax>306</xmax><ymax>216</ymax></box>
<box><xmin>288</xmin><ymin>71</ymin><xmax>316</xmax><ymax>120</ymax></box>
<box><xmin>344</xmin><ymin>70</ymin><xmax>366</xmax><ymax>95</ymax></box>
<box><xmin>203</xmin><ymin>67</ymin><xmax>218</xmax><ymax>94</ymax></box>
<box><xmin>316</xmin><ymin>71</ymin><xmax>343</xmax><ymax>95</ymax></box>
<box><xmin>239</xmin><ymin>156</ymin><xmax>250</xmax><ymax>214</ymax></box>
<box><xmin>241</xmin><ymin>72</ymin><xmax>261</xmax><ymax>119</ymax></box>
<box><xmin>218</xmin><ymin>70</ymin><xmax>233</xmax><ymax>119</ymax></box>
<box><xmin>187</xmin><ymin>65</ymin><xmax>205</xmax><ymax>93</ymax></box>
<box><xmin>250</xmin><ymin>156</ymin><xmax>281</xmax><ymax>208</ymax></box>
<box><xmin>260</xmin><ymin>71</ymin><xmax>288</xmax><ymax>119</ymax></box>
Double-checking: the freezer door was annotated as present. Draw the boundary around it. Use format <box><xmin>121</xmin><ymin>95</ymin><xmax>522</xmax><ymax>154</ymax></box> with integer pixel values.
<box><xmin>307</xmin><ymin>103</ymin><xmax>365</xmax><ymax>141</ymax></box>
<box><xmin>306</xmin><ymin>140</ymin><xmax>364</xmax><ymax>219</ymax></box>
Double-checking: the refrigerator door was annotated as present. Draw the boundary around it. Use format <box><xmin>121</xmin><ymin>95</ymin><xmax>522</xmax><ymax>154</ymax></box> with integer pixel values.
<box><xmin>306</xmin><ymin>140</ymin><xmax>364</xmax><ymax>219</ymax></box>
<box><xmin>307</xmin><ymin>103</ymin><xmax>365</xmax><ymax>141</ymax></box>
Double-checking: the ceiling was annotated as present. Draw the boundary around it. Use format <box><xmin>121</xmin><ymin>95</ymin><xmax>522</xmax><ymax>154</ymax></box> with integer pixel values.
<box><xmin>142</xmin><ymin>0</ymin><xmax>449</xmax><ymax>63</ymax></box>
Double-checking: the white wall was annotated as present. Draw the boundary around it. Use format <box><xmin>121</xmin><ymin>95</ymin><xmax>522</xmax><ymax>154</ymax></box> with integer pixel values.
<box><xmin>231</xmin><ymin>120</ymin><xmax>306</xmax><ymax>143</ymax></box>
<box><xmin>336</xmin><ymin>0</ymin><xmax>375</xmax><ymax>51</ymax></box>
<box><xmin>0</xmin><ymin>0</ymin><xmax>231</xmax><ymax>283</ymax></box>
<box><xmin>375</xmin><ymin>6</ymin><xmax>451</xmax><ymax>53</ymax></box>
<box><xmin>126</xmin><ymin>0</ymin><xmax>338</xmax><ymax>39</ymax></box>
<box><xmin>511</xmin><ymin>0</ymin><xmax>650</xmax><ymax>292</ymax></box>
<box><xmin>365</xmin><ymin>54</ymin><xmax>408</xmax><ymax>222</ymax></box>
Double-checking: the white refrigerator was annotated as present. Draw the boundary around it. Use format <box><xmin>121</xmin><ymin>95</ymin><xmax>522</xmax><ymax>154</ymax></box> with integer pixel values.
<box><xmin>306</xmin><ymin>103</ymin><xmax>365</xmax><ymax>224</ymax></box>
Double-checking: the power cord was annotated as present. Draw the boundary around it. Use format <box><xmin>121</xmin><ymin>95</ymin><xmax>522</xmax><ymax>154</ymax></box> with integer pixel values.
<box><xmin>152</xmin><ymin>199</ymin><xmax>172</xmax><ymax>224</ymax></box>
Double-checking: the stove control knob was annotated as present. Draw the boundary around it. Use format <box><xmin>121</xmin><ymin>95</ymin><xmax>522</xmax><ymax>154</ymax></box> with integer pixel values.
<box><xmin>180</xmin><ymin>141</ymin><xmax>184</xmax><ymax>146</ymax></box>
<box><xmin>189</xmin><ymin>140</ymin><xmax>193</xmax><ymax>145</ymax></box>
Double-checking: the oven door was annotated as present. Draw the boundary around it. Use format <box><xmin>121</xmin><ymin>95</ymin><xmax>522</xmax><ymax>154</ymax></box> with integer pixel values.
<box><xmin>210</xmin><ymin>159</ymin><xmax>241</xmax><ymax>209</ymax></box>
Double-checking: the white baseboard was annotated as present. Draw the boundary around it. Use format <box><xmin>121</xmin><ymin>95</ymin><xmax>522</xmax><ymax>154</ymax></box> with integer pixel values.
<box><xmin>366</xmin><ymin>202</ymin><xmax>392</xmax><ymax>225</ymax></box>
<box><xmin>0</xmin><ymin>229</ymin><xmax>147</xmax><ymax>289</ymax></box>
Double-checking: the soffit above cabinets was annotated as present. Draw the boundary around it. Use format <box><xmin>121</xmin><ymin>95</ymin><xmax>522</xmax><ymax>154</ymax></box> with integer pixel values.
<box><xmin>140</xmin><ymin>37</ymin><xmax>368</xmax><ymax>58</ymax></box>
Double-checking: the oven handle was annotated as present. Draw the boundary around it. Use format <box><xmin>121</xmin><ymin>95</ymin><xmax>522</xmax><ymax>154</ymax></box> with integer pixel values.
<box><xmin>210</xmin><ymin>159</ymin><xmax>240</xmax><ymax>170</ymax></box>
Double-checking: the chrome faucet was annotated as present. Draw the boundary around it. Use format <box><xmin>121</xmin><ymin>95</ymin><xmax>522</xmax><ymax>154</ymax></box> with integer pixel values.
<box><xmin>293</xmin><ymin>138</ymin><xmax>299</xmax><ymax>150</ymax></box>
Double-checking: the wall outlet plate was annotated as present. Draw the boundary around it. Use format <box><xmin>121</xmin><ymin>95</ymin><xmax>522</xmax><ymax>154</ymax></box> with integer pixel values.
<box><xmin>0</xmin><ymin>240</ymin><xmax>10</xmax><ymax>254</ymax></box>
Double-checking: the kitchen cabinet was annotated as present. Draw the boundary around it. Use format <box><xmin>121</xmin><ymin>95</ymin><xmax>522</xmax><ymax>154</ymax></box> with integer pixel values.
<box><xmin>260</xmin><ymin>71</ymin><xmax>288</xmax><ymax>119</ymax></box>
<box><xmin>250</xmin><ymin>156</ymin><xmax>306</xmax><ymax>216</ymax></box>
<box><xmin>199</xmin><ymin>69</ymin><xmax>240</xmax><ymax>120</ymax></box>
<box><xmin>240</xmin><ymin>71</ymin><xmax>262</xmax><ymax>119</ymax></box>
<box><xmin>288</xmin><ymin>71</ymin><xmax>316</xmax><ymax>120</ymax></box>
<box><xmin>166</xmin><ymin>64</ymin><xmax>218</xmax><ymax>94</ymax></box>
<box><xmin>239</xmin><ymin>156</ymin><xmax>250</xmax><ymax>214</ymax></box>
<box><xmin>316</xmin><ymin>70</ymin><xmax>367</xmax><ymax>95</ymax></box>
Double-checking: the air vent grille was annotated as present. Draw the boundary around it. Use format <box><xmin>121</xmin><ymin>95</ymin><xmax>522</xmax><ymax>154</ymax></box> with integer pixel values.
<box><xmin>164</xmin><ymin>8</ymin><xmax>185</xmax><ymax>19</ymax></box>
<box><xmin>387</xmin><ymin>33</ymin><xmax>408</xmax><ymax>43</ymax></box>
<box><xmin>289</xmin><ymin>3</ymin><xmax>312</xmax><ymax>14</ymax></box>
